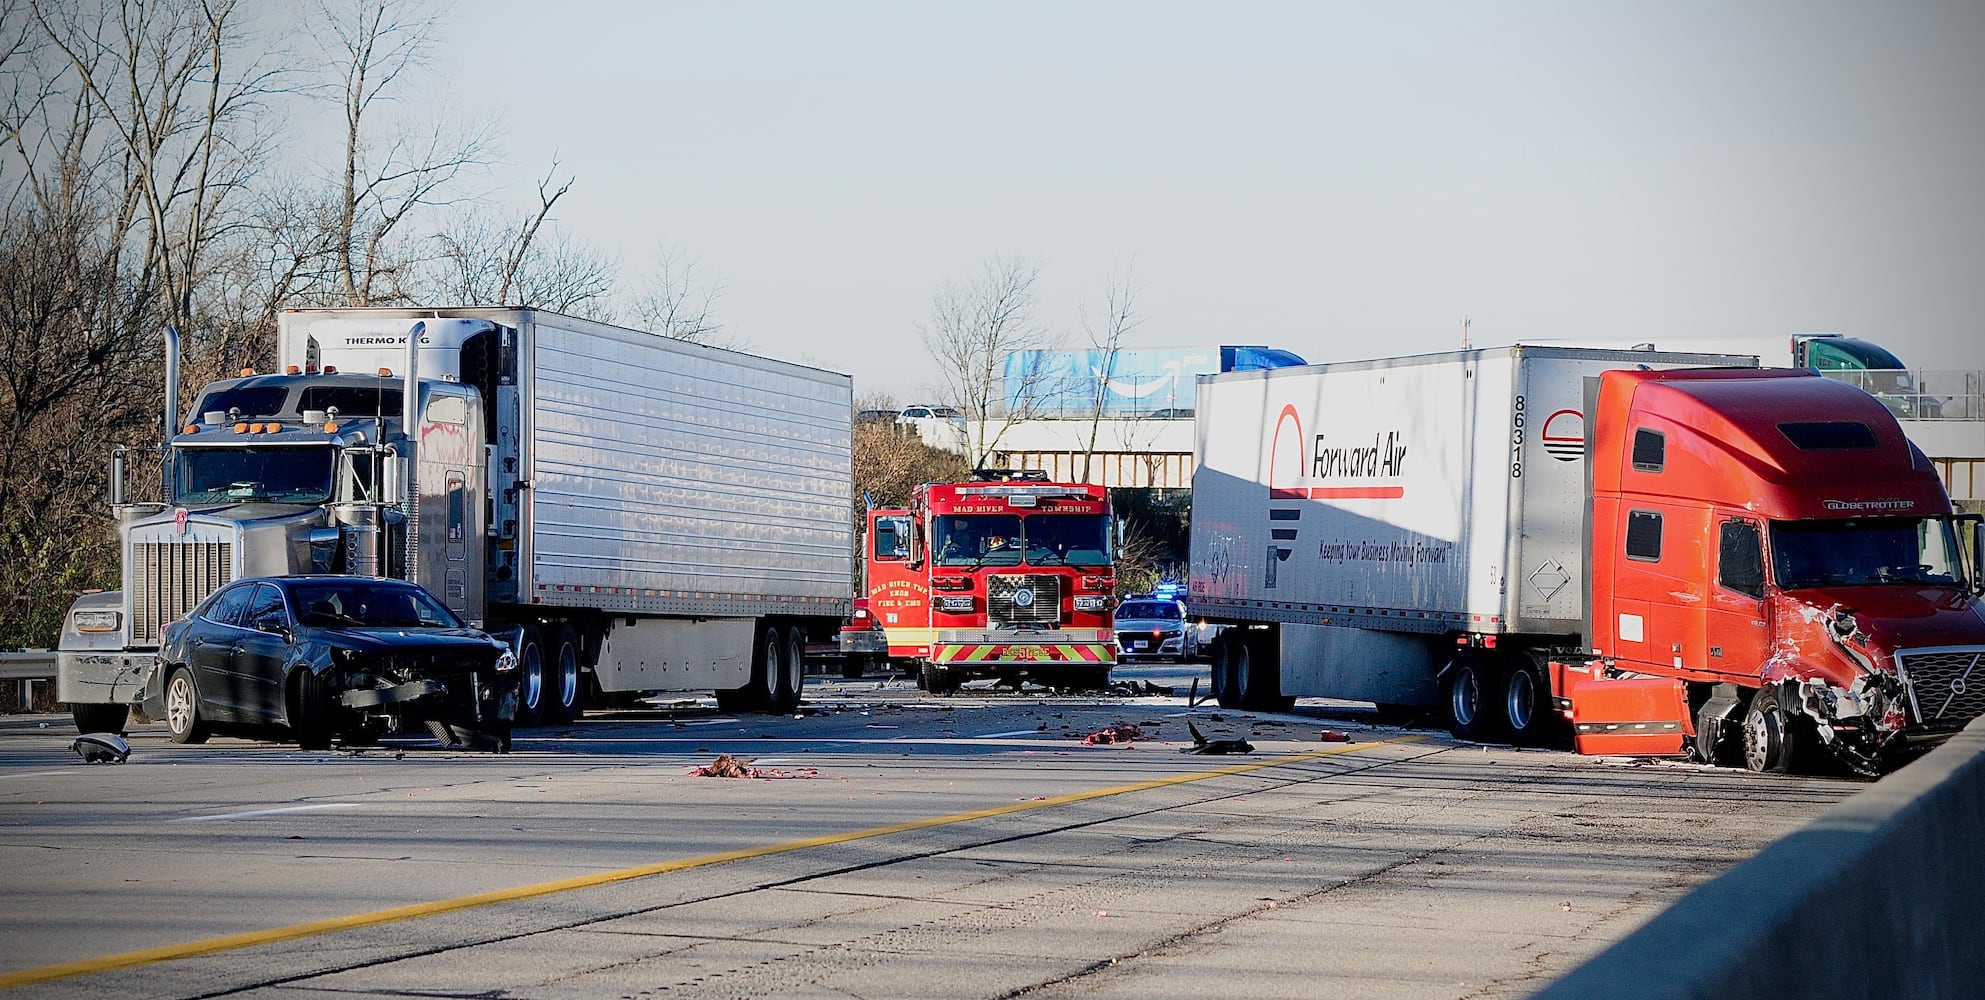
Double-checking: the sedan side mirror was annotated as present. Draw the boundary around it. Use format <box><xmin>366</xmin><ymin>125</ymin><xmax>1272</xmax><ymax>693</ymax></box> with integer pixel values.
<box><xmin>254</xmin><ymin>609</ymin><xmax>289</xmax><ymax>636</ymax></box>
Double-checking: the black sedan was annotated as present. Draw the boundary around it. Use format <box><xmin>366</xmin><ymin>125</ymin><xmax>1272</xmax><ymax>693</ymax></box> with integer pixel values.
<box><xmin>145</xmin><ymin>576</ymin><xmax>518</xmax><ymax>751</ymax></box>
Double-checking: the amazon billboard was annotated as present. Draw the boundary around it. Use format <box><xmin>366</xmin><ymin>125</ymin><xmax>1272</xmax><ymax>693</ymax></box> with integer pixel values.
<box><xmin>1003</xmin><ymin>348</ymin><xmax>1220</xmax><ymax>415</ymax></box>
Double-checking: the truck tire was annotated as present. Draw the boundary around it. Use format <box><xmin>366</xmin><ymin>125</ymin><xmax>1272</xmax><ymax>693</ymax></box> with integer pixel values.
<box><xmin>770</xmin><ymin>625</ymin><xmax>805</xmax><ymax>714</ymax></box>
<box><xmin>1741</xmin><ymin>686</ymin><xmax>1811</xmax><ymax>774</ymax></box>
<box><xmin>1208</xmin><ymin>634</ymin><xmax>1237</xmax><ymax>708</ymax></box>
<box><xmin>842</xmin><ymin>655</ymin><xmax>867</xmax><ymax>680</ymax></box>
<box><xmin>512</xmin><ymin>626</ymin><xmax>547</xmax><ymax>727</ymax></box>
<box><xmin>290</xmin><ymin>669</ymin><xmax>332</xmax><ymax>751</ymax></box>
<box><xmin>1441</xmin><ymin>653</ymin><xmax>1496</xmax><ymax>742</ymax></box>
<box><xmin>69</xmin><ymin>703</ymin><xmax>130</xmax><ymax>735</ymax></box>
<box><xmin>921</xmin><ymin>660</ymin><xmax>960</xmax><ymax>695</ymax></box>
<box><xmin>1498</xmin><ymin>656</ymin><xmax>1550</xmax><ymax>746</ymax></box>
<box><xmin>163</xmin><ymin>668</ymin><xmax>210</xmax><ymax>745</ymax></box>
<box><xmin>1232</xmin><ymin>632</ymin><xmax>1295</xmax><ymax>712</ymax></box>
<box><xmin>545</xmin><ymin>625</ymin><xmax>583</xmax><ymax>724</ymax></box>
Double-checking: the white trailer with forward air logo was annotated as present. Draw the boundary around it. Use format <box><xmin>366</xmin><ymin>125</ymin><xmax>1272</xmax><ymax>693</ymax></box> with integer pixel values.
<box><xmin>57</xmin><ymin>307</ymin><xmax>853</xmax><ymax>735</ymax></box>
<box><xmin>1184</xmin><ymin>345</ymin><xmax>1751</xmax><ymax>724</ymax></box>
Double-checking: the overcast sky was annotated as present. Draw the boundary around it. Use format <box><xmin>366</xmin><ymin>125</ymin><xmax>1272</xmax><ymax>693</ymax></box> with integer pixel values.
<box><xmin>424</xmin><ymin>1</ymin><xmax>1982</xmax><ymax>400</ymax></box>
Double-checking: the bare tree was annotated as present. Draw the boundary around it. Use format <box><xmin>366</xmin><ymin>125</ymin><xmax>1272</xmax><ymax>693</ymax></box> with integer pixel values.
<box><xmin>426</xmin><ymin>166</ymin><xmax>618</xmax><ymax>314</ymax></box>
<box><xmin>625</xmin><ymin>244</ymin><xmax>730</xmax><ymax>344</ymax></box>
<box><xmin>920</xmin><ymin>254</ymin><xmax>1059</xmax><ymax>468</ymax></box>
<box><xmin>1077</xmin><ymin>261</ymin><xmax>1141</xmax><ymax>483</ymax></box>
<box><xmin>311</xmin><ymin>0</ymin><xmax>493</xmax><ymax>305</ymax></box>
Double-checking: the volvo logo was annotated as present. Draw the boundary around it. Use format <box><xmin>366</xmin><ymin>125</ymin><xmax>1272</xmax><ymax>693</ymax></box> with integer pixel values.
<box><xmin>1013</xmin><ymin>588</ymin><xmax>1035</xmax><ymax>608</ymax></box>
<box><xmin>1954</xmin><ymin>677</ymin><xmax>1969</xmax><ymax>697</ymax></box>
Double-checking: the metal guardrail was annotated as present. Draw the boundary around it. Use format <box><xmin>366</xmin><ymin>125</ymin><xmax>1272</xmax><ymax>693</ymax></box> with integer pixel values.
<box><xmin>0</xmin><ymin>651</ymin><xmax>56</xmax><ymax>682</ymax></box>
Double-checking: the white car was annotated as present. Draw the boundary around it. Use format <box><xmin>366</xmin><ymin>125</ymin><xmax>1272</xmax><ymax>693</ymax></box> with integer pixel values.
<box><xmin>1113</xmin><ymin>597</ymin><xmax>1195</xmax><ymax>662</ymax></box>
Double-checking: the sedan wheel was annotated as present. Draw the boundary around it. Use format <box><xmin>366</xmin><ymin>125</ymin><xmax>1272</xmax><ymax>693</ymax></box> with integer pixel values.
<box><xmin>164</xmin><ymin>669</ymin><xmax>209</xmax><ymax>745</ymax></box>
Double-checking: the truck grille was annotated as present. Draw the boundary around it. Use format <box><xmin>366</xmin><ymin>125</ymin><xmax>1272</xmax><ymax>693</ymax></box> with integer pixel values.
<box><xmin>988</xmin><ymin>575</ymin><xmax>1060</xmax><ymax>629</ymax></box>
<box><xmin>132</xmin><ymin>541</ymin><xmax>234</xmax><ymax>645</ymax></box>
<box><xmin>1897</xmin><ymin>648</ymin><xmax>1985</xmax><ymax>727</ymax></box>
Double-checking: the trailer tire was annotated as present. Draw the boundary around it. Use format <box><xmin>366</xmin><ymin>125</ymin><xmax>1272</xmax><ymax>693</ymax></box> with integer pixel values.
<box><xmin>1208</xmin><ymin>634</ymin><xmax>1237</xmax><ymax>708</ymax></box>
<box><xmin>69</xmin><ymin>703</ymin><xmax>129</xmax><ymax>735</ymax></box>
<box><xmin>1441</xmin><ymin>653</ymin><xmax>1496</xmax><ymax>742</ymax></box>
<box><xmin>770</xmin><ymin>625</ymin><xmax>805</xmax><ymax>714</ymax></box>
<box><xmin>512</xmin><ymin>626</ymin><xmax>547</xmax><ymax>727</ymax></box>
<box><xmin>1499</xmin><ymin>656</ymin><xmax>1550</xmax><ymax>745</ymax></box>
<box><xmin>163</xmin><ymin>668</ymin><xmax>209</xmax><ymax>745</ymax></box>
<box><xmin>290</xmin><ymin>669</ymin><xmax>332</xmax><ymax>751</ymax></box>
<box><xmin>1231</xmin><ymin>632</ymin><xmax>1294</xmax><ymax>712</ymax></box>
<box><xmin>545</xmin><ymin>626</ymin><xmax>583</xmax><ymax>724</ymax></box>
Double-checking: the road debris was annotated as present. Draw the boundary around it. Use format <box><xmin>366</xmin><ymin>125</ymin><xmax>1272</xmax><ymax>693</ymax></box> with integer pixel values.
<box><xmin>689</xmin><ymin>754</ymin><xmax>820</xmax><ymax>779</ymax></box>
<box><xmin>1183</xmin><ymin>720</ymin><xmax>1254</xmax><ymax>755</ymax></box>
<box><xmin>1318</xmin><ymin>730</ymin><xmax>1351</xmax><ymax>742</ymax></box>
<box><xmin>1083</xmin><ymin>721</ymin><xmax>1149</xmax><ymax>745</ymax></box>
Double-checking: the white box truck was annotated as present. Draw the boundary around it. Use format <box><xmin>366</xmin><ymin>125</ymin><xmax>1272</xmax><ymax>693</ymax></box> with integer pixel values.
<box><xmin>59</xmin><ymin>307</ymin><xmax>852</xmax><ymax>738</ymax></box>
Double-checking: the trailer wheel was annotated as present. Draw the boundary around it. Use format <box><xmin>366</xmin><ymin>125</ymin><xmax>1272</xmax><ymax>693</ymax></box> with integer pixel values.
<box><xmin>163</xmin><ymin>668</ymin><xmax>210</xmax><ymax>745</ymax></box>
<box><xmin>545</xmin><ymin>626</ymin><xmax>583</xmax><ymax>724</ymax></box>
<box><xmin>1741</xmin><ymin>686</ymin><xmax>1811</xmax><ymax>774</ymax></box>
<box><xmin>69</xmin><ymin>703</ymin><xmax>129</xmax><ymax>735</ymax></box>
<box><xmin>1499</xmin><ymin>657</ymin><xmax>1550</xmax><ymax>745</ymax></box>
<box><xmin>1441</xmin><ymin>653</ymin><xmax>1495</xmax><ymax>742</ymax></box>
<box><xmin>1231</xmin><ymin>632</ymin><xmax>1294</xmax><ymax>712</ymax></box>
<box><xmin>512</xmin><ymin>626</ymin><xmax>547</xmax><ymax>727</ymax></box>
<box><xmin>290</xmin><ymin>669</ymin><xmax>332</xmax><ymax>751</ymax></box>
<box><xmin>769</xmin><ymin>625</ymin><xmax>805</xmax><ymax>714</ymax></box>
<box><xmin>1208</xmin><ymin>634</ymin><xmax>1237</xmax><ymax>708</ymax></box>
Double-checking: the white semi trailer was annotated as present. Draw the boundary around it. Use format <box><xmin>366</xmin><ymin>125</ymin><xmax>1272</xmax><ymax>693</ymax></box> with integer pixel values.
<box><xmin>58</xmin><ymin>308</ymin><xmax>853</xmax><ymax>733</ymax></box>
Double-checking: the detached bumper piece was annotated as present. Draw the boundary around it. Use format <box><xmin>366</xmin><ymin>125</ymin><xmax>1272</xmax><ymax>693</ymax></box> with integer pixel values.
<box><xmin>339</xmin><ymin>679</ymin><xmax>448</xmax><ymax>709</ymax></box>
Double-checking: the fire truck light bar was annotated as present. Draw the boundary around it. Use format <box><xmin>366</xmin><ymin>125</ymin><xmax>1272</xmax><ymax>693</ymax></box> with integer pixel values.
<box><xmin>956</xmin><ymin>485</ymin><xmax>1093</xmax><ymax>501</ymax></box>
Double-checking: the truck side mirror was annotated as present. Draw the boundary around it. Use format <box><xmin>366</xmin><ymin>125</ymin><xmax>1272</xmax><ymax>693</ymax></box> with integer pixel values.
<box><xmin>1972</xmin><ymin>517</ymin><xmax>1985</xmax><ymax>596</ymax></box>
<box><xmin>380</xmin><ymin>454</ymin><xmax>406</xmax><ymax>507</ymax></box>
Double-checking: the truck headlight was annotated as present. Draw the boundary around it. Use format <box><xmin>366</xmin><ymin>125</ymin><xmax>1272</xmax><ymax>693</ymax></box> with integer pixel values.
<box><xmin>72</xmin><ymin>610</ymin><xmax>122</xmax><ymax>633</ymax></box>
<box><xmin>495</xmin><ymin>649</ymin><xmax>518</xmax><ymax>673</ymax></box>
<box><xmin>1074</xmin><ymin>596</ymin><xmax>1107</xmax><ymax>612</ymax></box>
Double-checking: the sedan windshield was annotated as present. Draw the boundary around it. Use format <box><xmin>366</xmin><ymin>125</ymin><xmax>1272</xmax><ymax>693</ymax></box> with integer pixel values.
<box><xmin>174</xmin><ymin>446</ymin><xmax>334</xmax><ymax>504</ymax></box>
<box><xmin>1770</xmin><ymin>517</ymin><xmax>1966</xmax><ymax>589</ymax></box>
<box><xmin>291</xmin><ymin>582</ymin><xmax>461</xmax><ymax>628</ymax></box>
<box><xmin>1117</xmin><ymin>601</ymin><xmax>1183</xmax><ymax>621</ymax></box>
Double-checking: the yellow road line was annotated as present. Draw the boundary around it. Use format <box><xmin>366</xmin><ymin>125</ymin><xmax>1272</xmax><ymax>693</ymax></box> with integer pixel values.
<box><xmin>0</xmin><ymin>735</ymin><xmax>1424</xmax><ymax>991</ymax></box>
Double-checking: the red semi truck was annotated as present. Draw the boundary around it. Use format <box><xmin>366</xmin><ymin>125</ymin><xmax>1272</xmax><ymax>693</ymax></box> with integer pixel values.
<box><xmin>852</xmin><ymin>472</ymin><xmax>1117</xmax><ymax>693</ymax></box>
<box><xmin>1187</xmin><ymin>347</ymin><xmax>1985</xmax><ymax>775</ymax></box>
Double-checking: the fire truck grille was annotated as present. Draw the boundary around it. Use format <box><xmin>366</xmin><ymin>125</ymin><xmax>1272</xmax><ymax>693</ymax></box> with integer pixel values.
<box><xmin>987</xmin><ymin>575</ymin><xmax>1061</xmax><ymax>629</ymax></box>
<box><xmin>133</xmin><ymin>541</ymin><xmax>234</xmax><ymax>645</ymax></box>
<box><xmin>1898</xmin><ymin>648</ymin><xmax>1985</xmax><ymax>726</ymax></box>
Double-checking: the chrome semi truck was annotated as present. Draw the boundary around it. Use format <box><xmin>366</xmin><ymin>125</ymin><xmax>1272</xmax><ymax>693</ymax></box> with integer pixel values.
<box><xmin>58</xmin><ymin>308</ymin><xmax>854</xmax><ymax>734</ymax></box>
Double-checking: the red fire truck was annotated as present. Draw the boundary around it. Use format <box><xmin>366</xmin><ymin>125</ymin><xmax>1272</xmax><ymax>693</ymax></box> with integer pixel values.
<box><xmin>854</xmin><ymin>471</ymin><xmax>1117</xmax><ymax>693</ymax></box>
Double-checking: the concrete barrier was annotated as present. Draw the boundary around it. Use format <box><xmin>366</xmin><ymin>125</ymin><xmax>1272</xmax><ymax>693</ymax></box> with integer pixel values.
<box><xmin>1532</xmin><ymin>716</ymin><xmax>1985</xmax><ymax>1000</ymax></box>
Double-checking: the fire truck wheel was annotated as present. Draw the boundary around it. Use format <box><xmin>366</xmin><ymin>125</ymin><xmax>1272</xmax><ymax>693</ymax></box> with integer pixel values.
<box><xmin>290</xmin><ymin>669</ymin><xmax>332</xmax><ymax>751</ymax></box>
<box><xmin>1498</xmin><ymin>657</ymin><xmax>1549</xmax><ymax>746</ymax></box>
<box><xmin>545</xmin><ymin>626</ymin><xmax>584</xmax><ymax>724</ymax></box>
<box><xmin>1441</xmin><ymin>653</ymin><xmax>1496</xmax><ymax>742</ymax></box>
<box><xmin>69</xmin><ymin>703</ymin><xmax>129</xmax><ymax>736</ymax></box>
<box><xmin>770</xmin><ymin>625</ymin><xmax>804</xmax><ymax>714</ymax></box>
<box><xmin>921</xmin><ymin>661</ymin><xmax>960</xmax><ymax>695</ymax></box>
<box><xmin>842</xmin><ymin>655</ymin><xmax>867</xmax><ymax>680</ymax></box>
<box><xmin>512</xmin><ymin>626</ymin><xmax>547</xmax><ymax>727</ymax></box>
<box><xmin>163</xmin><ymin>668</ymin><xmax>210</xmax><ymax>745</ymax></box>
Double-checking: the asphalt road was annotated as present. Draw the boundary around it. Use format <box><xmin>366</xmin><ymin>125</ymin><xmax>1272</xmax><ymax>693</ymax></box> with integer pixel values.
<box><xmin>0</xmin><ymin>664</ymin><xmax>1862</xmax><ymax>999</ymax></box>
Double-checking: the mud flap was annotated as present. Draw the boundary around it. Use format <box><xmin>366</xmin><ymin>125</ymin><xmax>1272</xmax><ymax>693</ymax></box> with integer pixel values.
<box><xmin>1566</xmin><ymin>674</ymin><xmax>1689</xmax><ymax>756</ymax></box>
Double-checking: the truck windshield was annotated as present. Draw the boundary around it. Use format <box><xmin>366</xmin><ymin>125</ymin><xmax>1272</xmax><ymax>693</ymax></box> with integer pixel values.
<box><xmin>932</xmin><ymin>512</ymin><xmax>1113</xmax><ymax>568</ymax></box>
<box><xmin>1770</xmin><ymin>517</ymin><xmax>1965</xmax><ymax>590</ymax></box>
<box><xmin>1021</xmin><ymin>513</ymin><xmax>1112</xmax><ymax>566</ymax></box>
<box><xmin>174</xmin><ymin>446</ymin><xmax>335</xmax><ymax>504</ymax></box>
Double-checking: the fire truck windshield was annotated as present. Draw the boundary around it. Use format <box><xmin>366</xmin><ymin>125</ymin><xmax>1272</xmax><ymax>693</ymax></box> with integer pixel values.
<box><xmin>933</xmin><ymin>513</ymin><xmax>1111</xmax><ymax>568</ymax></box>
<box><xmin>174</xmin><ymin>446</ymin><xmax>335</xmax><ymax>505</ymax></box>
<box><xmin>1770</xmin><ymin>517</ymin><xmax>1965</xmax><ymax>590</ymax></box>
